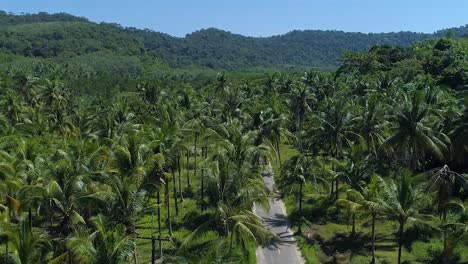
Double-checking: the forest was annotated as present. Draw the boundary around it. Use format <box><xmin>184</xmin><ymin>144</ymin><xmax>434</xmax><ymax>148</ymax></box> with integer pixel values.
<box><xmin>0</xmin><ymin>11</ymin><xmax>468</xmax><ymax>71</ymax></box>
<box><xmin>0</xmin><ymin>11</ymin><xmax>467</xmax><ymax>264</ymax></box>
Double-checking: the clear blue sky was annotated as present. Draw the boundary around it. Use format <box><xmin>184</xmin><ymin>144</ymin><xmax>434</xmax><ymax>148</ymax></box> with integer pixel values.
<box><xmin>1</xmin><ymin>0</ymin><xmax>467</xmax><ymax>37</ymax></box>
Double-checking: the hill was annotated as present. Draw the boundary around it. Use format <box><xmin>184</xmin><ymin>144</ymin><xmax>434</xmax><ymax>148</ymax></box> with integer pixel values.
<box><xmin>0</xmin><ymin>11</ymin><xmax>467</xmax><ymax>71</ymax></box>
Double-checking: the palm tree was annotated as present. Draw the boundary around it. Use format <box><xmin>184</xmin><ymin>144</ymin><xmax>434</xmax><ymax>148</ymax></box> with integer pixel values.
<box><xmin>215</xmin><ymin>73</ymin><xmax>228</xmax><ymax>94</ymax></box>
<box><xmin>433</xmin><ymin>206</ymin><xmax>467</xmax><ymax>264</ymax></box>
<box><xmin>419</xmin><ymin>165</ymin><xmax>468</xmax><ymax>263</ymax></box>
<box><xmin>449</xmin><ymin>106</ymin><xmax>467</xmax><ymax>167</ymax></box>
<box><xmin>288</xmin><ymin>83</ymin><xmax>314</xmax><ymax>151</ymax></box>
<box><xmin>381</xmin><ymin>90</ymin><xmax>449</xmax><ymax>170</ymax></box>
<box><xmin>279</xmin><ymin>154</ymin><xmax>324</xmax><ymax>234</ymax></box>
<box><xmin>252</xmin><ymin>107</ymin><xmax>292</xmax><ymax>166</ymax></box>
<box><xmin>44</xmin><ymin>147</ymin><xmax>103</xmax><ymax>236</ymax></box>
<box><xmin>315</xmin><ymin>96</ymin><xmax>359</xmax><ymax>200</ymax></box>
<box><xmin>14</xmin><ymin>75</ymin><xmax>41</xmax><ymax>108</ymax></box>
<box><xmin>106</xmin><ymin>134</ymin><xmax>153</xmax><ymax>236</ymax></box>
<box><xmin>355</xmin><ymin>92</ymin><xmax>387</xmax><ymax>158</ymax></box>
<box><xmin>92</xmin><ymin>214</ymin><xmax>133</xmax><ymax>264</ymax></box>
<box><xmin>1</xmin><ymin>91</ymin><xmax>23</xmax><ymax>124</ymax></box>
<box><xmin>337</xmin><ymin>178</ymin><xmax>385</xmax><ymax>264</ymax></box>
<box><xmin>1</xmin><ymin>220</ymin><xmax>51</xmax><ymax>264</ymax></box>
<box><xmin>375</xmin><ymin>173</ymin><xmax>426</xmax><ymax>264</ymax></box>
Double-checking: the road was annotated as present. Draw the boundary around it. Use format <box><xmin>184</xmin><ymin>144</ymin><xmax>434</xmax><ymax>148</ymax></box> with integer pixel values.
<box><xmin>254</xmin><ymin>167</ymin><xmax>304</xmax><ymax>264</ymax></box>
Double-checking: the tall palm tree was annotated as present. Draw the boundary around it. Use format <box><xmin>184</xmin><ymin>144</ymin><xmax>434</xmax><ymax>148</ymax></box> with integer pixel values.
<box><xmin>375</xmin><ymin>173</ymin><xmax>427</xmax><ymax>264</ymax></box>
<box><xmin>355</xmin><ymin>92</ymin><xmax>387</xmax><ymax>158</ymax></box>
<box><xmin>419</xmin><ymin>165</ymin><xmax>468</xmax><ymax>263</ymax></box>
<box><xmin>337</xmin><ymin>178</ymin><xmax>385</xmax><ymax>264</ymax></box>
<box><xmin>315</xmin><ymin>96</ymin><xmax>359</xmax><ymax>200</ymax></box>
<box><xmin>92</xmin><ymin>214</ymin><xmax>133</xmax><ymax>264</ymax></box>
<box><xmin>1</xmin><ymin>220</ymin><xmax>51</xmax><ymax>264</ymax></box>
<box><xmin>382</xmin><ymin>90</ymin><xmax>450</xmax><ymax>170</ymax></box>
<box><xmin>288</xmin><ymin>83</ymin><xmax>314</xmax><ymax>152</ymax></box>
<box><xmin>279</xmin><ymin>154</ymin><xmax>325</xmax><ymax>234</ymax></box>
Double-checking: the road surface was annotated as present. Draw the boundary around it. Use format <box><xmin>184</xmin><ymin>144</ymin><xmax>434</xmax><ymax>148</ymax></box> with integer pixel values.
<box><xmin>254</xmin><ymin>167</ymin><xmax>304</xmax><ymax>264</ymax></box>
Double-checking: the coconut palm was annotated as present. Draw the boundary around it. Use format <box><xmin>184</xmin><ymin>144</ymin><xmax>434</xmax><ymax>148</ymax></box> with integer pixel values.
<box><xmin>382</xmin><ymin>90</ymin><xmax>450</xmax><ymax>170</ymax></box>
<box><xmin>375</xmin><ymin>173</ymin><xmax>428</xmax><ymax>264</ymax></box>
<box><xmin>92</xmin><ymin>214</ymin><xmax>134</xmax><ymax>264</ymax></box>
<box><xmin>314</xmin><ymin>96</ymin><xmax>360</xmax><ymax>200</ymax></box>
<box><xmin>279</xmin><ymin>154</ymin><xmax>325</xmax><ymax>233</ymax></box>
<box><xmin>355</xmin><ymin>92</ymin><xmax>387</xmax><ymax>158</ymax></box>
<box><xmin>419</xmin><ymin>165</ymin><xmax>468</xmax><ymax>263</ymax></box>
<box><xmin>1</xmin><ymin>220</ymin><xmax>51</xmax><ymax>264</ymax></box>
<box><xmin>288</xmin><ymin>83</ymin><xmax>314</xmax><ymax>151</ymax></box>
<box><xmin>337</xmin><ymin>178</ymin><xmax>385</xmax><ymax>264</ymax></box>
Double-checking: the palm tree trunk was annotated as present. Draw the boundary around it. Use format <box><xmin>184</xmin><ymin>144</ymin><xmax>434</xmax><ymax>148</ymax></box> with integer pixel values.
<box><xmin>172</xmin><ymin>169</ymin><xmax>178</xmax><ymax>216</ymax></box>
<box><xmin>177</xmin><ymin>154</ymin><xmax>183</xmax><ymax>200</ymax></box>
<box><xmin>334</xmin><ymin>147</ymin><xmax>339</xmax><ymax>201</ymax></box>
<box><xmin>194</xmin><ymin>133</ymin><xmax>198</xmax><ymax>185</ymax></box>
<box><xmin>186</xmin><ymin>150</ymin><xmax>191</xmax><ymax>189</ymax></box>
<box><xmin>201</xmin><ymin>145</ymin><xmax>205</xmax><ymax>211</ymax></box>
<box><xmin>5</xmin><ymin>238</ymin><xmax>8</xmax><ymax>263</ymax></box>
<box><xmin>165</xmin><ymin>179</ymin><xmax>172</xmax><ymax>236</ymax></box>
<box><xmin>28</xmin><ymin>208</ymin><xmax>33</xmax><ymax>230</ymax></box>
<box><xmin>133</xmin><ymin>239</ymin><xmax>138</xmax><ymax>264</ymax></box>
<box><xmin>151</xmin><ymin>213</ymin><xmax>155</xmax><ymax>264</ymax></box>
<box><xmin>397</xmin><ymin>221</ymin><xmax>404</xmax><ymax>264</ymax></box>
<box><xmin>157</xmin><ymin>191</ymin><xmax>162</xmax><ymax>258</ymax></box>
<box><xmin>371</xmin><ymin>213</ymin><xmax>376</xmax><ymax>264</ymax></box>
<box><xmin>335</xmin><ymin>179</ymin><xmax>339</xmax><ymax>201</ymax></box>
<box><xmin>330</xmin><ymin>180</ymin><xmax>334</xmax><ymax>196</ymax></box>
<box><xmin>442</xmin><ymin>212</ymin><xmax>449</xmax><ymax>264</ymax></box>
<box><xmin>298</xmin><ymin>114</ymin><xmax>303</xmax><ymax>153</ymax></box>
<box><xmin>275</xmin><ymin>140</ymin><xmax>282</xmax><ymax>166</ymax></box>
<box><xmin>298</xmin><ymin>181</ymin><xmax>303</xmax><ymax>234</ymax></box>
<box><xmin>50</xmin><ymin>213</ymin><xmax>53</xmax><ymax>229</ymax></box>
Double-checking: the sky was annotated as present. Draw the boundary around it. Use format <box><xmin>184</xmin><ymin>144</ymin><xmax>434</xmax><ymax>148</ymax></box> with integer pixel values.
<box><xmin>1</xmin><ymin>0</ymin><xmax>467</xmax><ymax>37</ymax></box>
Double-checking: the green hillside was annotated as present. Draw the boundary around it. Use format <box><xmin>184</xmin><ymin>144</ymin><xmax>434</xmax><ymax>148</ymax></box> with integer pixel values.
<box><xmin>0</xmin><ymin>11</ymin><xmax>467</xmax><ymax>71</ymax></box>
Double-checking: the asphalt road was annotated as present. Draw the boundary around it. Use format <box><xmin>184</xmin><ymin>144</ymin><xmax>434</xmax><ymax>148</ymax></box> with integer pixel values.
<box><xmin>254</xmin><ymin>168</ymin><xmax>304</xmax><ymax>264</ymax></box>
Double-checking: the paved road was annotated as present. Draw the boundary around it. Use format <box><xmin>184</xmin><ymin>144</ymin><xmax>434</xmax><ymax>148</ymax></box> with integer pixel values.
<box><xmin>254</xmin><ymin>168</ymin><xmax>304</xmax><ymax>264</ymax></box>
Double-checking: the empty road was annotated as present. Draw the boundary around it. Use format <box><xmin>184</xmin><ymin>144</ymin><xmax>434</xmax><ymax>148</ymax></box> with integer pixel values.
<box><xmin>254</xmin><ymin>167</ymin><xmax>304</xmax><ymax>264</ymax></box>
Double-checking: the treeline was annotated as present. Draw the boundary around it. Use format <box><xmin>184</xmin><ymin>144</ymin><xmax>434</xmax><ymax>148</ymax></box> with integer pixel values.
<box><xmin>0</xmin><ymin>11</ymin><xmax>467</xmax><ymax>70</ymax></box>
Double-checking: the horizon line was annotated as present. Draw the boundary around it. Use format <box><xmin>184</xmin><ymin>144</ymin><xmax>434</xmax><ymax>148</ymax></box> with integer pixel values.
<box><xmin>1</xmin><ymin>10</ymin><xmax>467</xmax><ymax>39</ymax></box>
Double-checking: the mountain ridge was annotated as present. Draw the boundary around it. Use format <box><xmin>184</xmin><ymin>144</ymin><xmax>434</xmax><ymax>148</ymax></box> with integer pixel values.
<box><xmin>0</xmin><ymin>11</ymin><xmax>467</xmax><ymax>70</ymax></box>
